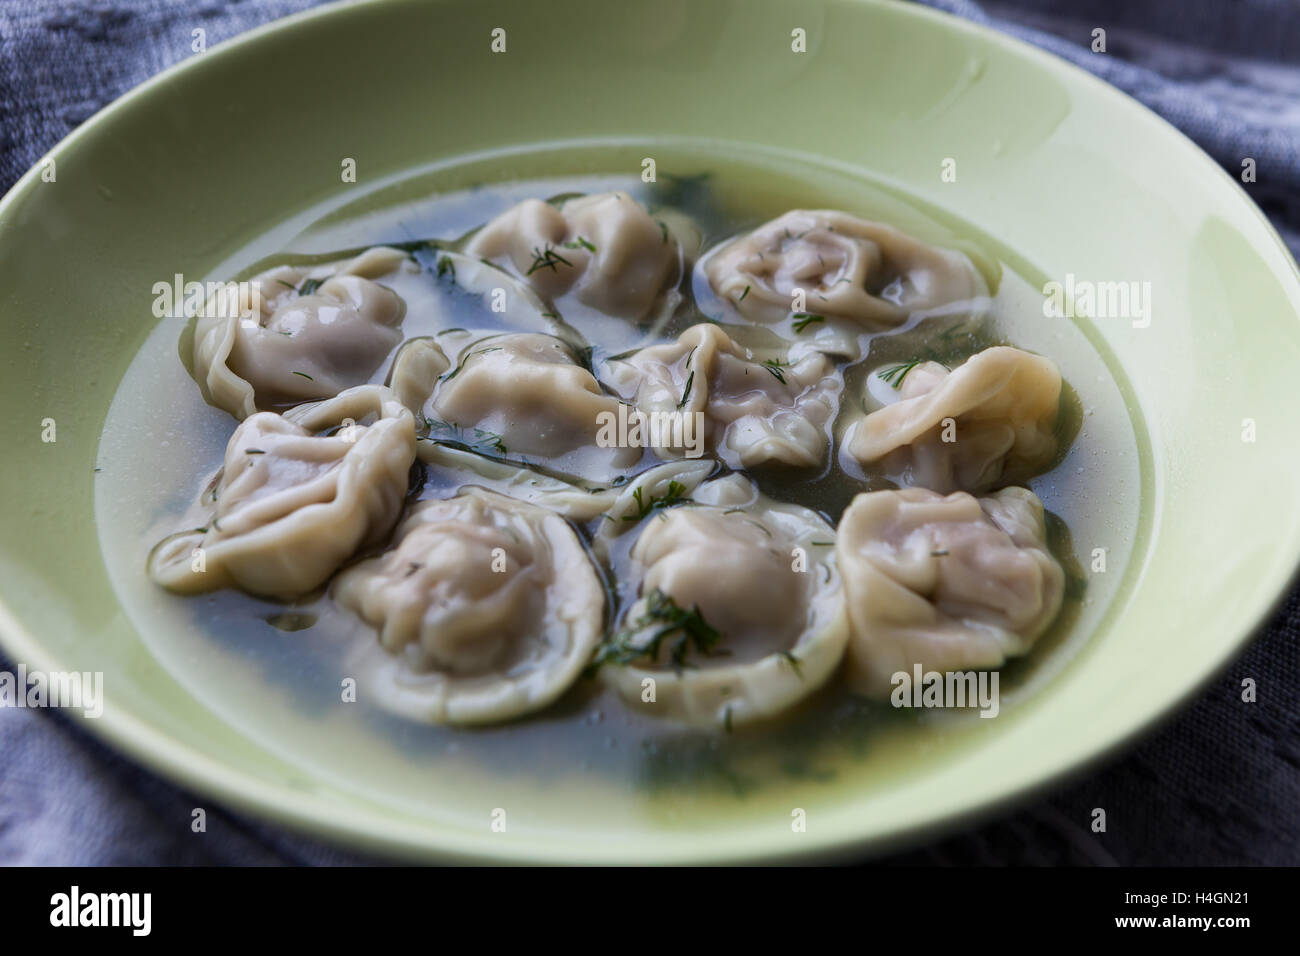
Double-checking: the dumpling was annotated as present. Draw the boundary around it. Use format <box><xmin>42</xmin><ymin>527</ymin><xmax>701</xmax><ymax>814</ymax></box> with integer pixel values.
<box><xmin>844</xmin><ymin>346</ymin><xmax>1062</xmax><ymax>493</ymax></box>
<box><xmin>386</xmin><ymin>335</ymin><xmax>452</xmax><ymax>413</ymax></box>
<box><xmin>193</xmin><ymin>246</ymin><xmax>410</xmax><ymax>419</ymax></box>
<box><xmin>590</xmin><ymin>459</ymin><xmax>718</xmax><ymax>558</ymax></box>
<box><xmin>333</xmin><ymin>487</ymin><xmax>604</xmax><ymax>725</ymax></box>
<box><xmin>835</xmin><ymin>486</ymin><xmax>1064</xmax><ymax>697</ymax></box>
<box><xmin>595</xmin><ymin>477</ymin><xmax>848</xmax><ymax>729</ymax></box>
<box><xmin>607</xmin><ymin>323</ymin><xmax>841</xmax><ymax>469</ymax></box>
<box><xmin>703</xmin><ymin>210</ymin><xmax>987</xmax><ymax>330</ymax></box>
<box><xmin>148</xmin><ymin>385</ymin><xmax>417</xmax><ymax>599</ymax></box>
<box><xmin>465</xmin><ymin>191</ymin><xmax>686</xmax><ymax>323</ymax></box>
<box><xmin>415</xmin><ymin>249</ymin><xmax>587</xmax><ymax>344</ymax></box>
<box><xmin>395</xmin><ymin>331</ymin><xmax>642</xmax><ymax>481</ymax></box>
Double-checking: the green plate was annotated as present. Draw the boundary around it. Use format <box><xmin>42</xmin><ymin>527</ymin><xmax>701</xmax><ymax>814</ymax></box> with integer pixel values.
<box><xmin>2</xmin><ymin>0</ymin><xmax>1298</xmax><ymax>863</ymax></box>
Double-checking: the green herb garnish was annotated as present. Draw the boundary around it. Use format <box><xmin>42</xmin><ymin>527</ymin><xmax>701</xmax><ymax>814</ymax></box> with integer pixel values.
<box><xmin>791</xmin><ymin>313</ymin><xmax>824</xmax><ymax>333</ymax></box>
<box><xmin>424</xmin><ymin>418</ymin><xmax>508</xmax><ymax>455</ymax></box>
<box><xmin>677</xmin><ymin>345</ymin><xmax>699</xmax><ymax>408</ymax></box>
<box><xmin>440</xmin><ymin>346</ymin><xmax>503</xmax><ymax>383</ymax></box>
<box><xmin>761</xmin><ymin>358</ymin><xmax>787</xmax><ymax>383</ymax></box>
<box><xmin>589</xmin><ymin>588</ymin><xmax>725</xmax><ymax>671</ymax></box>
<box><xmin>621</xmin><ymin>481</ymin><xmax>687</xmax><ymax>522</ymax></box>
<box><xmin>525</xmin><ymin>244</ymin><xmax>572</xmax><ymax>276</ymax></box>
<box><xmin>677</xmin><ymin>369</ymin><xmax>695</xmax><ymax>408</ymax></box>
<box><xmin>878</xmin><ymin>360</ymin><xmax>923</xmax><ymax>388</ymax></box>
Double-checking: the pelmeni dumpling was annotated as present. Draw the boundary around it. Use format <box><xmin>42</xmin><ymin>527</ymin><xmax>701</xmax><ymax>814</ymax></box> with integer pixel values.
<box><xmin>148</xmin><ymin>385</ymin><xmax>416</xmax><ymax>600</ymax></box>
<box><xmin>844</xmin><ymin>346</ymin><xmax>1062</xmax><ymax>493</ymax></box>
<box><xmin>835</xmin><ymin>486</ymin><xmax>1064</xmax><ymax>697</ymax></box>
<box><xmin>417</xmin><ymin>250</ymin><xmax>587</xmax><ymax>345</ymax></box>
<box><xmin>607</xmin><ymin>323</ymin><xmax>841</xmax><ymax>469</ymax></box>
<box><xmin>415</xmin><ymin>440</ymin><xmax>626</xmax><ymax>522</ymax></box>
<box><xmin>393</xmin><ymin>331</ymin><xmax>641</xmax><ymax>481</ymax></box>
<box><xmin>596</xmin><ymin>476</ymin><xmax>848</xmax><ymax>729</ymax></box>
<box><xmin>703</xmin><ymin>210</ymin><xmax>987</xmax><ymax>330</ymax></box>
<box><xmin>193</xmin><ymin>246</ymin><xmax>411</xmax><ymax>419</ymax></box>
<box><xmin>334</xmin><ymin>487</ymin><xmax>604</xmax><ymax>725</ymax></box>
<box><xmin>590</xmin><ymin>459</ymin><xmax>717</xmax><ymax>559</ymax></box>
<box><xmin>465</xmin><ymin>191</ymin><xmax>687</xmax><ymax>323</ymax></box>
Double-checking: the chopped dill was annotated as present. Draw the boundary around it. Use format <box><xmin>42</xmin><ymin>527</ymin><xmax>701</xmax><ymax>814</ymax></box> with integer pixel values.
<box><xmin>677</xmin><ymin>345</ymin><xmax>698</xmax><ymax>408</ymax></box>
<box><xmin>791</xmin><ymin>313</ymin><xmax>824</xmax><ymax>333</ymax></box>
<box><xmin>588</xmin><ymin>588</ymin><xmax>725</xmax><ymax>672</ymax></box>
<box><xmin>291</xmin><ymin>371</ymin><xmax>314</xmax><ymax>380</ymax></box>
<box><xmin>621</xmin><ymin>480</ymin><xmax>687</xmax><ymax>521</ymax></box>
<box><xmin>525</xmin><ymin>244</ymin><xmax>572</xmax><ymax>275</ymax></box>
<box><xmin>878</xmin><ymin>360</ymin><xmax>923</xmax><ymax>388</ymax></box>
<box><xmin>761</xmin><ymin>358</ymin><xmax>787</xmax><ymax>383</ymax></box>
<box><xmin>677</xmin><ymin>369</ymin><xmax>695</xmax><ymax>408</ymax></box>
<box><xmin>435</xmin><ymin>255</ymin><xmax>456</xmax><ymax>280</ymax></box>
<box><xmin>562</xmin><ymin>236</ymin><xmax>596</xmax><ymax>252</ymax></box>
<box><xmin>424</xmin><ymin>418</ymin><xmax>507</xmax><ymax>455</ymax></box>
<box><xmin>297</xmin><ymin>277</ymin><xmax>324</xmax><ymax>296</ymax></box>
<box><xmin>440</xmin><ymin>346</ymin><xmax>503</xmax><ymax>383</ymax></box>
<box><xmin>738</xmin><ymin>285</ymin><xmax>750</xmax><ymax>302</ymax></box>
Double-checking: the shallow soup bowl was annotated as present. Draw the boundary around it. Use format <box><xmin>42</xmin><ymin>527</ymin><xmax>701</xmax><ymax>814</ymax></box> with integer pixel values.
<box><xmin>1</xmin><ymin>0</ymin><xmax>1299</xmax><ymax>863</ymax></box>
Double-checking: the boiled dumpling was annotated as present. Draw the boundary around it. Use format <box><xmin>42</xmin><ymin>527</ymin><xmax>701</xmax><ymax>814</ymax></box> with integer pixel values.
<box><xmin>596</xmin><ymin>476</ymin><xmax>848</xmax><ymax>729</ymax></box>
<box><xmin>386</xmin><ymin>335</ymin><xmax>452</xmax><ymax>413</ymax></box>
<box><xmin>148</xmin><ymin>385</ymin><xmax>416</xmax><ymax>599</ymax></box>
<box><xmin>465</xmin><ymin>191</ymin><xmax>686</xmax><ymax>323</ymax></box>
<box><xmin>334</xmin><ymin>487</ymin><xmax>604</xmax><ymax>725</ymax></box>
<box><xmin>193</xmin><ymin>246</ymin><xmax>410</xmax><ymax>419</ymax></box>
<box><xmin>844</xmin><ymin>346</ymin><xmax>1062</xmax><ymax>493</ymax></box>
<box><xmin>415</xmin><ymin>249</ymin><xmax>589</xmax><ymax>347</ymax></box>
<box><xmin>835</xmin><ymin>486</ymin><xmax>1064</xmax><ymax>697</ymax></box>
<box><xmin>590</xmin><ymin>459</ymin><xmax>717</xmax><ymax>559</ymax></box>
<box><xmin>607</xmin><ymin>323</ymin><xmax>841</xmax><ymax>469</ymax></box>
<box><xmin>415</xmin><ymin>440</ymin><xmax>632</xmax><ymax>523</ymax></box>
<box><xmin>394</xmin><ymin>331</ymin><xmax>641</xmax><ymax>481</ymax></box>
<box><xmin>703</xmin><ymin>210</ymin><xmax>987</xmax><ymax>331</ymax></box>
